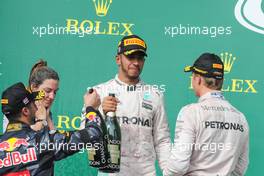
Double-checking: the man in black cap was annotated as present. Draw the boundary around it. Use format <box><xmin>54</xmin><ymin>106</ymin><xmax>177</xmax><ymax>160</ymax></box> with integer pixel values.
<box><xmin>163</xmin><ymin>53</ymin><xmax>249</xmax><ymax>175</ymax></box>
<box><xmin>0</xmin><ymin>82</ymin><xmax>106</xmax><ymax>176</ymax></box>
<box><xmin>83</xmin><ymin>35</ymin><xmax>170</xmax><ymax>175</ymax></box>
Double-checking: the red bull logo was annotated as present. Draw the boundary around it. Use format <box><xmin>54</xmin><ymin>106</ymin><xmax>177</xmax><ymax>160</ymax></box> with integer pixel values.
<box><xmin>0</xmin><ymin>141</ymin><xmax>9</xmax><ymax>151</ymax></box>
<box><xmin>0</xmin><ymin>148</ymin><xmax>37</xmax><ymax>169</ymax></box>
<box><xmin>3</xmin><ymin>170</ymin><xmax>30</xmax><ymax>176</ymax></box>
<box><xmin>0</xmin><ymin>138</ymin><xmax>29</xmax><ymax>152</ymax></box>
<box><xmin>85</xmin><ymin>112</ymin><xmax>101</xmax><ymax>125</ymax></box>
<box><xmin>86</xmin><ymin>112</ymin><xmax>97</xmax><ymax>121</ymax></box>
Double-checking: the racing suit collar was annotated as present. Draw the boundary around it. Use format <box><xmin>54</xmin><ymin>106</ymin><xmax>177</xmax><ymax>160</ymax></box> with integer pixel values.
<box><xmin>198</xmin><ymin>91</ymin><xmax>224</xmax><ymax>103</ymax></box>
<box><xmin>115</xmin><ymin>75</ymin><xmax>143</xmax><ymax>91</ymax></box>
<box><xmin>6</xmin><ymin>120</ymin><xmax>31</xmax><ymax>132</ymax></box>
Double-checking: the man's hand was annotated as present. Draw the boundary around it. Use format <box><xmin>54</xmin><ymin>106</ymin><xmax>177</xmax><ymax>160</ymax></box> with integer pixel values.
<box><xmin>35</xmin><ymin>100</ymin><xmax>47</xmax><ymax>120</ymax></box>
<box><xmin>46</xmin><ymin>106</ymin><xmax>56</xmax><ymax>130</ymax></box>
<box><xmin>102</xmin><ymin>96</ymin><xmax>119</xmax><ymax>114</ymax></box>
<box><xmin>31</xmin><ymin>101</ymin><xmax>48</xmax><ymax>131</ymax></box>
<box><xmin>84</xmin><ymin>89</ymin><xmax>101</xmax><ymax>110</ymax></box>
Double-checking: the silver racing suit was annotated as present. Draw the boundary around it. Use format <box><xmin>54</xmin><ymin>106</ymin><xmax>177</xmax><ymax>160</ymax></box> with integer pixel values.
<box><xmin>163</xmin><ymin>91</ymin><xmax>249</xmax><ymax>176</ymax></box>
<box><xmin>83</xmin><ymin>75</ymin><xmax>171</xmax><ymax>176</ymax></box>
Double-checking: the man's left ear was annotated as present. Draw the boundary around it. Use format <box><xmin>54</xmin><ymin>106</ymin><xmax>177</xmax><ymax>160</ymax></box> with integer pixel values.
<box><xmin>196</xmin><ymin>75</ymin><xmax>202</xmax><ymax>85</ymax></box>
<box><xmin>21</xmin><ymin>106</ymin><xmax>30</xmax><ymax>117</ymax></box>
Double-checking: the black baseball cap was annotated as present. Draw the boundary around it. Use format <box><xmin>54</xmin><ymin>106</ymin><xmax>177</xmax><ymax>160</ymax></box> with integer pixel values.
<box><xmin>184</xmin><ymin>53</ymin><xmax>224</xmax><ymax>80</ymax></box>
<box><xmin>1</xmin><ymin>82</ymin><xmax>45</xmax><ymax>117</ymax></box>
<box><xmin>117</xmin><ymin>35</ymin><xmax>147</xmax><ymax>57</ymax></box>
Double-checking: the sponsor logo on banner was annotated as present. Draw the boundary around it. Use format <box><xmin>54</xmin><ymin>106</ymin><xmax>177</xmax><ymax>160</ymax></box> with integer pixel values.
<box><xmin>92</xmin><ymin>0</ymin><xmax>112</xmax><ymax>17</ymax></box>
<box><xmin>235</xmin><ymin>0</ymin><xmax>264</xmax><ymax>34</ymax></box>
<box><xmin>188</xmin><ymin>52</ymin><xmax>258</xmax><ymax>94</ymax></box>
<box><xmin>56</xmin><ymin>115</ymin><xmax>83</xmax><ymax>132</ymax></box>
<box><xmin>32</xmin><ymin>0</ymin><xmax>134</xmax><ymax>37</ymax></box>
<box><xmin>221</xmin><ymin>52</ymin><xmax>236</xmax><ymax>74</ymax></box>
<box><xmin>66</xmin><ymin>0</ymin><xmax>135</xmax><ymax>36</ymax></box>
<box><xmin>56</xmin><ymin>113</ymin><xmax>101</xmax><ymax>132</ymax></box>
<box><xmin>56</xmin><ymin>114</ymin><xmax>152</xmax><ymax>131</ymax></box>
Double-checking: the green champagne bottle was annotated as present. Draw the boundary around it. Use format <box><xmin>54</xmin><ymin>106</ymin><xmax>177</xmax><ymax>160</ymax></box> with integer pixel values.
<box><xmin>86</xmin><ymin>89</ymin><xmax>109</xmax><ymax>168</ymax></box>
<box><xmin>99</xmin><ymin>93</ymin><xmax>121</xmax><ymax>173</ymax></box>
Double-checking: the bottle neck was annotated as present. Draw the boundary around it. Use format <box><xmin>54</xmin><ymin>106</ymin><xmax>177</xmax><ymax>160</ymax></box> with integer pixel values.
<box><xmin>106</xmin><ymin>111</ymin><xmax>116</xmax><ymax>117</ymax></box>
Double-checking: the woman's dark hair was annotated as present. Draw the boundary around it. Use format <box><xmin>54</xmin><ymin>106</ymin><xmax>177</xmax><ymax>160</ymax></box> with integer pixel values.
<box><xmin>29</xmin><ymin>59</ymin><xmax>59</xmax><ymax>87</ymax></box>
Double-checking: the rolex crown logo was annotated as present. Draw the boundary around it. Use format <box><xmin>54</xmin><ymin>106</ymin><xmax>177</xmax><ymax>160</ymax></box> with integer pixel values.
<box><xmin>93</xmin><ymin>0</ymin><xmax>112</xmax><ymax>17</ymax></box>
<box><xmin>220</xmin><ymin>52</ymin><xmax>236</xmax><ymax>74</ymax></box>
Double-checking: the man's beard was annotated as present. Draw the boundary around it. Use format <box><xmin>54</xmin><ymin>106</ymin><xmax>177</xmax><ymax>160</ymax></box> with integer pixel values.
<box><xmin>120</xmin><ymin>63</ymin><xmax>141</xmax><ymax>80</ymax></box>
<box><xmin>28</xmin><ymin>107</ymin><xmax>36</xmax><ymax>125</ymax></box>
<box><xmin>29</xmin><ymin>114</ymin><xmax>35</xmax><ymax>125</ymax></box>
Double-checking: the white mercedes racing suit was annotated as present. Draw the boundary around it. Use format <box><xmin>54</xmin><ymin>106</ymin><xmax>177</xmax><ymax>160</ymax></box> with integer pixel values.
<box><xmin>84</xmin><ymin>75</ymin><xmax>171</xmax><ymax>176</ymax></box>
<box><xmin>164</xmin><ymin>91</ymin><xmax>249</xmax><ymax>176</ymax></box>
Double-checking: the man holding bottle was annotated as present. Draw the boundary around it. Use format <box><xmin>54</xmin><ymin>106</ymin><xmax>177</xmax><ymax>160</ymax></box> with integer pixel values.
<box><xmin>0</xmin><ymin>82</ymin><xmax>106</xmax><ymax>175</ymax></box>
<box><xmin>87</xmin><ymin>35</ymin><xmax>171</xmax><ymax>176</ymax></box>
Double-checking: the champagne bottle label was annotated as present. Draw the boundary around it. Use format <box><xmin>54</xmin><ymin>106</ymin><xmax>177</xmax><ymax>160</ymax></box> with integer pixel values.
<box><xmin>108</xmin><ymin>144</ymin><xmax>120</xmax><ymax>164</ymax></box>
<box><xmin>88</xmin><ymin>148</ymin><xmax>96</xmax><ymax>161</ymax></box>
<box><xmin>99</xmin><ymin>93</ymin><xmax>121</xmax><ymax>173</ymax></box>
<box><xmin>84</xmin><ymin>108</ymin><xmax>109</xmax><ymax>168</ymax></box>
<box><xmin>88</xmin><ymin>141</ymin><xmax>107</xmax><ymax>167</ymax></box>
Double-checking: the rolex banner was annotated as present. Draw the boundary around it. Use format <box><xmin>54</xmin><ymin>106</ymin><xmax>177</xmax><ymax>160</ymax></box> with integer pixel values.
<box><xmin>0</xmin><ymin>0</ymin><xmax>263</xmax><ymax>175</ymax></box>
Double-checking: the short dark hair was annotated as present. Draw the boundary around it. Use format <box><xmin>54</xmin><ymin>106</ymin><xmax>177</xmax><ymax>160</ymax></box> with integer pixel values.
<box><xmin>7</xmin><ymin>103</ymin><xmax>31</xmax><ymax>122</ymax></box>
